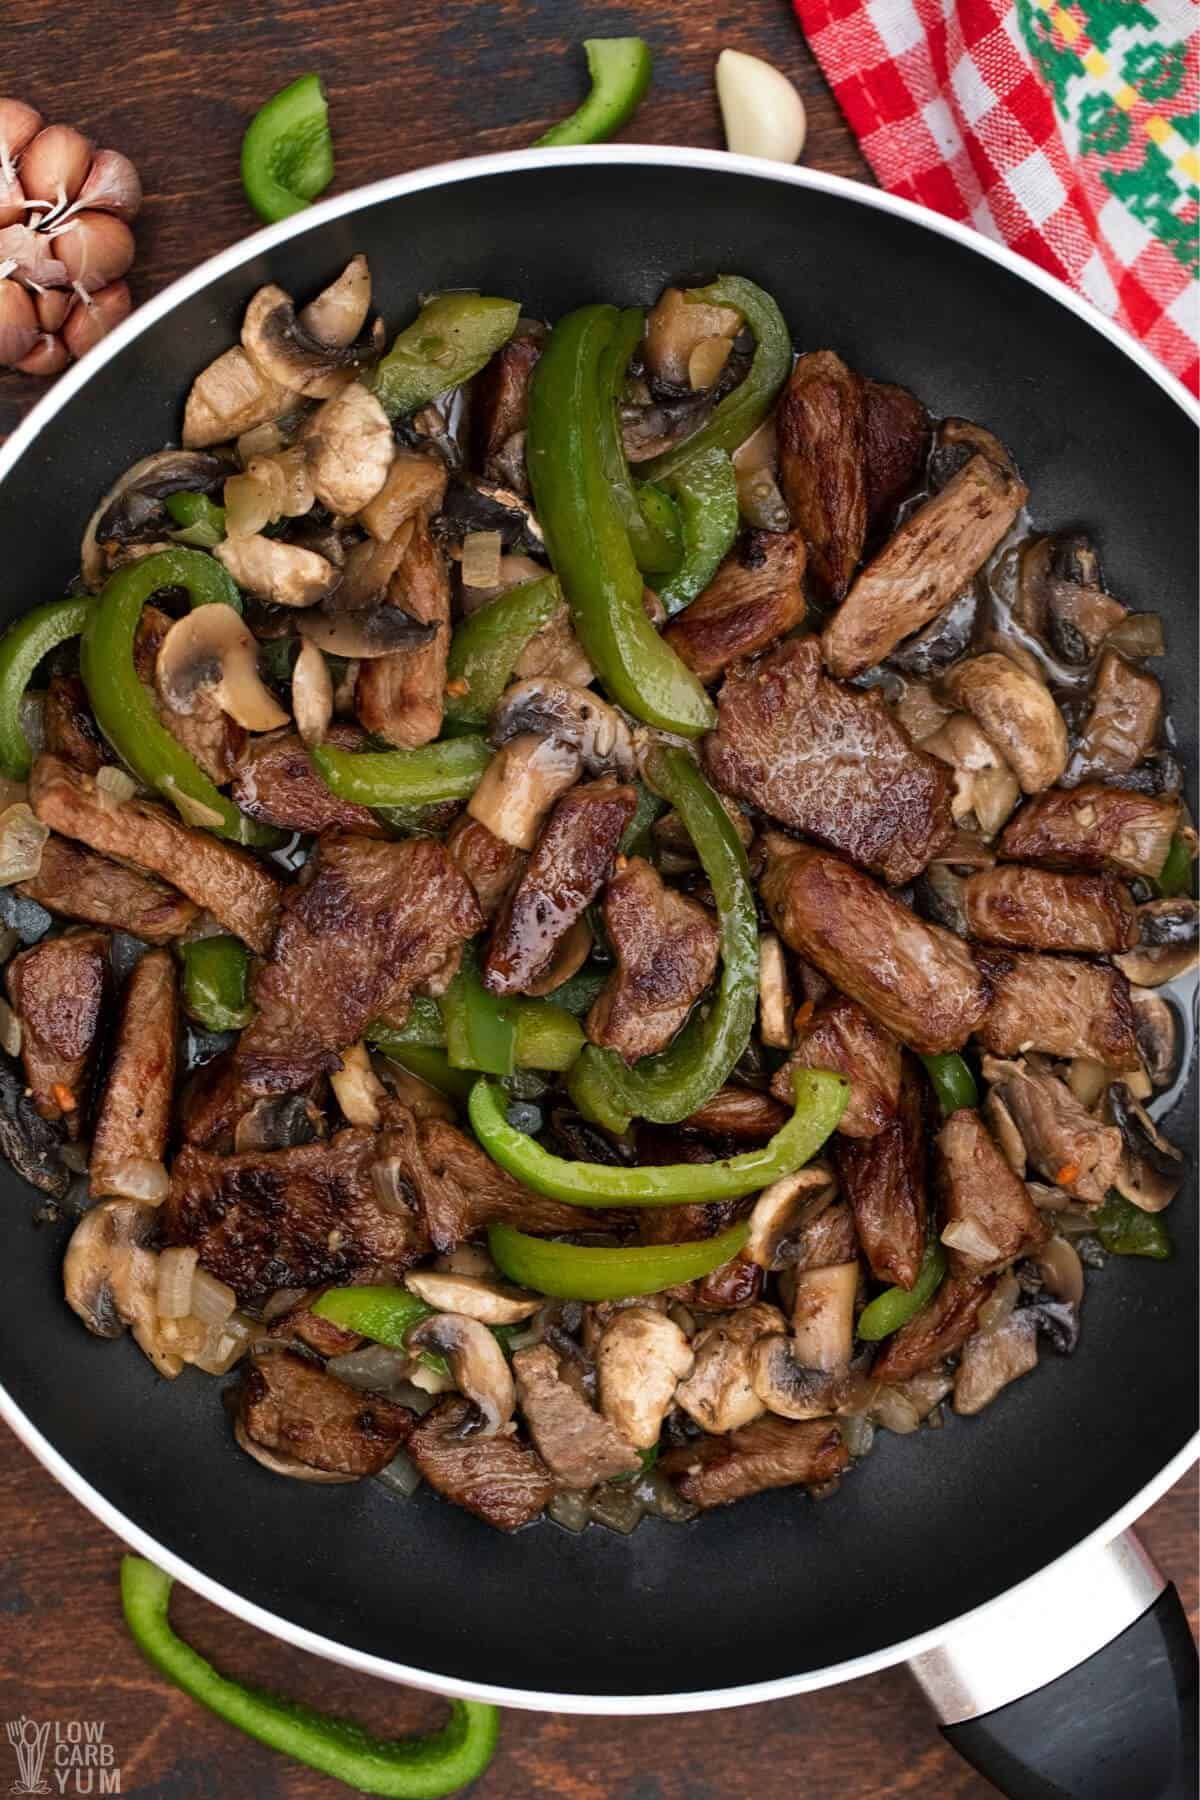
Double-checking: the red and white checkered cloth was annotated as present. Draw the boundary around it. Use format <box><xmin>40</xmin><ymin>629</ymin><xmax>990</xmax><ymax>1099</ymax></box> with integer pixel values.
<box><xmin>793</xmin><ymin>0</ymin><xmax>1200</xmax><ymax>394</ymax></box>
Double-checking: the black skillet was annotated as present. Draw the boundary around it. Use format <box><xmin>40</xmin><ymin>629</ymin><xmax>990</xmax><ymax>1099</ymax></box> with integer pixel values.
<box><xmin>0</xmin><ymin>149</ymin><xmax>1195</xmax><ymax>1797</ymax></box>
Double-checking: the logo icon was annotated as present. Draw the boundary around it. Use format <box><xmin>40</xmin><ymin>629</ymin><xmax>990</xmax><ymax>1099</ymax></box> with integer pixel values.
<box><xmin>4</xmin><ymin>1719</ymin><xmax>51</xmax><ymax>1797</ymax></box>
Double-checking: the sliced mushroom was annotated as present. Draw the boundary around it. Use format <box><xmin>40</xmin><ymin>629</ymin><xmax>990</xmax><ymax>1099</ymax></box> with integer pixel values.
<box><xmin>943</xmin><ymin>654</ymin><xmax>1069</xmax><ymax>794</ymax></box>
<box><xmin>297</xmin><ymin>255</ymin><xmax>373</xmax><ymax>348</ymax></box>
<box><xmin>744</xmin><ymin>1166</ymin><xmax>835</xmax><ymax>1270</ymax></box>
<box><xmin>490</xmin><ymin>679</ymin><xmax>636</xmax><ymax>779</ymax></box>
<box><xmin>214</xmin><ymin>533</ymin><xmax>337</xmax><ymax>608</ymax></box>
<box><xmin>155</xmin><ymin>603</ymin><xmax>289</xmax><ymax>732</ymax></box>
<box><xmin>923</xmin><ymin>712</ymin><xmax>1021</xmax><ymax>837</ymax></box>
<box><xmin>302</xmin><ymin>382</ymin><xmax>395</xmax><ymax>515</ymax></box>
<box><xmin>295</xmin><ymin>601</ymin><xmax>437</xmax><ymax>660</ymax></box>
<box><xmin>407</xmin><ymin>1312</ymin><xmax>515</xmax><ymax>1437</ymax></box>
<box><xmin>751</xmin><ymin>1333</ymin><xmax>840</xmax><ymax>1420</ymax></box>
<box><xmin>80</xmin><ymin>448</ymin><xmax>227</xmax><ymax>589</ymax></box>
<box><xmin>674</xmin><ymin>1302</ymin><xmax>785</xmax><ymax>1434</ymax></box>
<box><xmin>596</xmin><ymin>1307</ymin><xmax>695</xmax><ymax>1449</ymax></box>
<box><xmin>983</xmin><ymin>1088</ymin><xmax>1027</xmax><ymax>1176</ymax></box>
<box><xmin>511</xmin><ymin>603</ymin><xmax>595</xmax><ymax>688</ymax></box>
<box><xmin>523</xmin><ymin>916</ymin><xmax>592</xmax><ymax>996</ymax></box>
<box><xmin>1105</xmin><ymin>1082</ymin><xmax>1185</xmax><ymax>1211</ymax></box>
<box><xmin>1115</xmin><ymin>898</ymin><xmax>1198</xmax><ymax>988</ymax></box>
<box><xmin>643</xmin><ymin>286</ymin><xmax>742</xmax><ymax>388</ymax></box>
<box><xmin>233</xmin><ymin>1414</ymin><xmax>358</xmax><ymax>1483</ymax></box>
<box><xmin>360</xmin><ymin>450</ymin><xmax>448</xmax><ymax>544</ymax></box>
<box><xmin>789</xmin><ymin>1262</ymin><xmax>859</xmax><ymax>1371</ymax></box>
<box><xmin>403</xmin><ymin>1270</ymin><xmax>541</xmax><ymax>1325</ymax></box>
<box><xmin>0</xmin><ymin>1059</ymin><xmax>68</xmax><ymax>1196</ymax></box>
<box><xmin>1033</xmin><ymin>1234</ymin><xmax>1085</xmax><ymax>1306</ymax></box>
<box><xmin>329</xmin><ymin>1041</ymin><xmax>386</xmax><ymax>1128</ymax></box>
<box><xmin>241</xmin><ymin>283</ymin><xmax>377</xmax><ymax>398</ymax></box>
<box><xmin>758</xmin><ymin>933</ymin><xmax>793</xmax><ymax>1049</ymax></box>
<box><xmin>952</xmin><ymin>1309</ymin><xmax>1038</xmax><ymax>1415</ymax></box>
<box><xmin>435</xmin><ymin>477</ymin><xmax>545</xmax><ymax>558</ymax></box>
<box><xmin>1130</xmin><ymin>990</ymin><xmax>1178</xmax><ymax>1088</ymax></box>
<box><xmin>182</xmin><ymin>346</ymin><xmax>295</xmax><ymax>451</ymax></box>
<box><xmin>466</xmin><ymin>732</ymin><xmax>581</xmax><ymax>851</ymax></box>
<box><xmin>63</xmin><ymin>1198</ymin><xmax>181</xmax><ymax>1377</ymax></box>
<box><xmin>291</xmin><ymin>638</ymin><xmax>333</xmax><ymax>746</ymax></box>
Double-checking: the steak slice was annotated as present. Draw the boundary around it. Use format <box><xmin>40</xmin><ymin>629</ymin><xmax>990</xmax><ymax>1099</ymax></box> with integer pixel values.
<box><xmin>771</xmin><ymin>991</ymin><xmax>901</xmax><ymax>1138</ymax></box>
<box><xmin>998</xmin><ymin>783</ymin><xmax>1178</xmax><ymax>880</ymax></box>
<box><xmin>660</xmin><ymin>1415</ymin><xmax>849</xmax><ymax>1509</ymax></box>
<box><xmin>231</xmin><ymin>725</ymin><xmax>385</xmax><ymax>836</ymax></box>
<box><xmin>6</xmin><ymin>928</ymin><xmax>108</xmax><ymax>1134</ymax></box>
<box><xmin>871</xmin><ymin>1273</ymin><xmax>996</xmax><ymax>1383</ymax></box>
<box><xmin>89</xmin><ymin>948</ymin><xmax>177</xmax><ymax>1198</ymax></box>
<box><xmin>661</xmin><ymin>531</ymin><xmax>807</xmax><ymax>682</ymax></box>
<box><xmin>703</xmin><ymin>638</ymin><xmax>953</xmax><ymax>884</ymax></box>
<box><xmin>446</xmin><ymin>814</ymin><xmax>527</xmax><ymax>922</ymax></box>
<box><xmin>238</xmin><ymin>1349</ymin><xmax>414</xmax><ymax>1477</ymax></box>
<box><xmin>43</xmin><ymin>673</ymin><xmax>110</xmax><ymax>775</ymax></box>
<box><xmin>863</xmin><ymin>379</ymin><xmax>930</xmax><ymax>533</ymax></box>
<box><xmin>963</xmin><ymin>865</ymin><xmax>1138</xmax><ymax>954</ymax></box>
<box><xmin>975</xmin><ymin>949</ymin><xmax>1139</xmax><ymax>1069</ymax></box>
<box><xmin>981</xmin><ymin>1055</ymin><xmax>1121</xmax><ymax>1206</ymax></box>
<box><xmin>586</xmin><ymin>856</ymin><xmax>718</xmax><ymax>1062</ymax></box>
<box><xmin>19</xmin><ymin>834</ymin><xmax>199</xmax><ymax>943</ymax></box>
<box><xmin>776</xmin><ymin>349</ymin><xmax>867</xmax><ymax>601</ymax></box>
<box><xmin>407</xmin><ymin>1395</ymin><xmax>553</xmax><ymax>1530</ymax></box>
<box><xmin>512</xmin><ymin>1343</ymin><xmax>640</xmax><ymax>1486</ymax></box>
<box><xmin>936</xmin><ymin>1107</ymin><xmax>1047</xmax><ymax>1276</ymax></box>
<box><xmin>355</xmin><ymin>517</ymin><xmax>451</xmax><ymax>748</ymax></box>
<box><xmin>834</xmin><ymin>1057</ymin><xmax>927</xmax><ymax>1287</ymax></box>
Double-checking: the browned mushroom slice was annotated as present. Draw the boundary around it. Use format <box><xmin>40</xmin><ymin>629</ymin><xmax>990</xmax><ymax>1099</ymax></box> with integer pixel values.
<box><xmin>407</xmin><ymin>1395</ymin><xmax>553</xmax><ymax>1531</ymax></box>
<box><xmin>214</xmin><ymin>533</ymin><xmax>338</xmax><ymax>608</ymax></box>
<box><xmin>359</xmin><ymin>449</ymin><xmax>448</xmax><ymax>542</ymax></box>
<box><xmin>241</xmin><ymin>283</ymin><xmax>377</xmax><ymax>399</ymax></box>
<box><xmin>585</xmin><ymin>856</ymin><xmax>719</xmax><ymax>1063</ymax></box>
<box><xmin>953</xmin><ymin>1309</ymin><xmax>1039</xmax><ymax>1415</ymax></box>
<box><xmin>470</xmin><ymin>325</ymin><xmax>545</xmax><ymax>492</ymax></box>
<box><xmin>297</xmin><ymin>255</ymin><xmax>373</xmax><ymax>347</ymax></box>
<box><xmin>643</xmin><ymin>286</ymin><xmax>741</xmax><ymax>388</ymax></box>
<box><xmin>89</xmin><ymin>949</ymin><xmax>177</xmax><ymax>1203</ymax></box>
<box><xmin>834</xmin><ymin>1058</ymin><xmax>927</xmax><ymax>1287</ymax></box>
<box><xmin>998</xmin><ymin>783</ymin><xmax>1179</xmax><ymax>880</ymax></box>
<box><xmin>182</xmin><ymin>346</ymin><xmax>294</xmax><ymax>450</ymax></box>
<box><xmin>1114</xmin><ymin>898</ymin><xmax>1198</xmax><ymax>988</ymax></box>
<box><xmin>936</xmin><ymin>1108</ymin><xmax>1048</xmax><ymax>1276</ymax></box>
<box><xmin>237</xmin><ymin>1349</ymin><xmax>414</xmax><ymax>1478</ymax></box>
<box><xmin>355</xmin><ymin>518</ymin><xmax>451</xmax><ymax>748</ymax></box>
<box><xmin>660</xmin><ymin>1415</ymin><xmax>849</xmax><ymax>1509</ymax></box>
<box><xmin>963</xmin><ymin>865</ymin><xmax>1138</xmax><ymax>954</ymax></box>
<box><xmin>776</xmin><ymin>349</ymin><xmax>867</xmax><ymax>601</ymax></box>
<box><xmin>301</xmin><ymin>382</ymin><xmax>395</xmax><ymax>515</ymax></box>
<box><xmin>771</xmin><ymin>991</ymin><xmax>902</xmax><ymax>1139</ymax></box>
<box><xmin>135</xmin><ymin>603</ymin><xmax>247</xmax><ymax>787</ymax></box>
<box><xmin>18</xmin><ymin>835</ymin><xmax>199</xmax><ymax>942</ymax></box>
<box><xmin>489</xmin><ymin>678</ymin><xmax>636</xmax><ymax>779</ymax></box>
<box><xmin>674</xmin><ymin>1302</ymin><xmax>786</xmax><ymax>1433</ymax></box>
<box><xmin>6</xmin><ymin>927</ymin><xmax>108</xmax><ymax>1134</ymax></box>
<box><xmin>943</xmin><ymin>654</ymin><xmax>1069</xmax><ymax>794</ymax></box>
<box><xmin>409</xmin><ymin>1314</ymin><xmax>516</xmax><ymax>1438</ymax></box>
<box><xmin>981</xmin><ymin>1054</ymin><xmax>1122</xmax><ymax>1205</ymax></box>
<box><xmin>156</xmin><ymin>604</ymin><xmax>290</xmax><ymax>733</ymax></box>
<box><xmin>1064</xmin><ymin>649</ymin><xmax>1163</xmax><ymax>785</ymax></box>
<box><xmin>821</xmin><ymin>454</ymin><xmax>1027</xmax><ymax>679</ymax></box>
<box><xmin>596</xmin><ymin>1308</ymin><xmax>694</xmax><ymax>1450</ymax></box>
<box><xmin>64</xmin><ymin>1198</ymin><xmax>182</xmax><ymax>1377</ymax></box>
<box><xmin>975</xmin><ymin>948</ymin><xmax>1139</xmax><ymax>1069</ymax></box>
<box><xmin>661</xmin><ymin>531</ymin><xmax>807</xmax><ymax>682</ymax></box>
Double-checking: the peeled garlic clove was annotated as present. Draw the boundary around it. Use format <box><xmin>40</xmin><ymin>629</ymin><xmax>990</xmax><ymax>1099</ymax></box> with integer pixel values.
<box><xmin>20</xmin><ymin>123</ymin><xmax>93</xmax><ymax>208</ymax></box>
<box><xmin>52</xmin><ymin>210</ymin><xmax>135</xmax><ymax>292</ymax></box>
<box><xmin>15</xmin><ymin>331</ymin><xmax>69</xmax><ymax>377</ymax></box>
<box><xmin>0</xmin><ymin>276</ymin><xmax>38</xmax><ymax>365</ymax></box>
<box><xmin>62</xmin><ymin>279</ymin><xmax>131</xmax><ymax>358</ymax></box>
<box><xmin>73</xmin><ymin>148</ymin><xmax>143</xmax><ymax>222</ymax></box>
<box><xmin>716</xmin><ymin>49</ymin><xmax>807</xmax><ymax>164</ymax></box>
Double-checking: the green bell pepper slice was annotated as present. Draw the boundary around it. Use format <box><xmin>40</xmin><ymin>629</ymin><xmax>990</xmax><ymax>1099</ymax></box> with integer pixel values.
<box><xmin>545</xmin><ymin>964</ymin><xmax>609</xmax><ymax>1019</ymax></box>
<box><xmin>442</xmin><ymin>944</ymin><xmax>516</xmax><ymax>1077</ymax></box>
<box><xmin>568</xmin><ymin>745</ymin><xmax>758</xmax><ymax>1128</ymax></box>
<box><xmin>512</xmin><ymin>1002</ymin><xmax>583</xmax><ymax>1072</ymax></box>
<box><xmin>656</xmin><ymin>448</ymin><xmax>740</xmax><ymax>616</ymax></box>
<box><xmin>376</xmin><ymin>1044</ymin><xmax>476</xmax><ymax>1104</ymax></box>
<box><xmin>921</xmin><ymin>1052</ymin><xmax>979</xmax><ymax>1119</ymax></box>
<box><xmin>442</xmin><ymin>575</ymin><xmax>561</xmax><ymax>730</ymax></box>
<box><xmin>181</xmin><ymin>935</ymin><xmax>253</xmax><ymax>1032</ymax></box>
<box><xmin>0</xmin><ymin>595</ymin><xmax>90</xmax><ymax>779</ymax></box>
<box><xmin>857</xmin><ymin>1238</ymin><xmax>948</xmax><ymax>1341</ymax></box>
<box><xmin>240</xmin><ymin>73</ymin><xmax>334</xmax><ymax>226</ymax></box>
<box><xmin>469</xmin><ymin>1066</ymin><xmax>847</xmax><ymax>1206</ymax></box>
<box><xmin>1094</xmin><ymin>1191</ymin><xmax>1172</xmax><ymax>1259</ymax></box>
<box><xmin>534</xmin><ymin>37</ymin><xmax>652</xmax><ymax>146</ymax></box>
<box><xmin>526</xmin><ymin>304</ymin><xmax>714</xmax><ymax>737</ymax></box>
<box><xmin>164</xmin><ymin>491</ymin><xmax>226</xmax><ymax>549</ymax></box>
<box><xmin>372</xmin><ymin>293</ymin><xmax>521</xmax><ymax>422</ymax></box>
<box><xmin>313</xmin><ymin>1283</ymin><xmax>435</xmax><ymax>1348</ymax></box>
<box><xmin>1153</xmin><ymin>833</ymin><xmax>1194</xmax><ymax>899</ymax></box>
<box><xmin>640</xmin><ymin>277</ymin><xmax>792</xmax><ymax>487</ymax></box>
<box><xmin>79</xmin><ymin>550</ymin><xmax>279</xmax><ymax>848</ymax></box>
<box><xmin>310</xmin><ymin>735</ymin><xmax>492</xmax><ymax>807</ymax></box>
<box><xmin>489</xmin><ymin>1218</ymin><xmax>749</xmax><ymax>1302</ymax></box>
<box><xmin>367</xmin><ymin>997</ymin><xmax>447</xmax><ymax>1052</ymax></box>
<box><xmin>121</xmin><ymin>1557</ymin><xmax>499</xmax><ymax>1797</ymax></box>
<box><xmin>618</xmin><ymin>778</ymin><xmax>666</xmax><ymax>856</ymax></box>
<box><xmin>597</xmin><ymin>308</ymin><xmax>682</xmax><ymax>576</ymax></box>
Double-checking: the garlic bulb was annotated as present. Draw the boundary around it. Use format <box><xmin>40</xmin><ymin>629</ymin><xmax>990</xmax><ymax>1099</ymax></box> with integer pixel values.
<box><xmin>716</xmin><ymin>50</ymin><xmax>808</xmax><ymax>164</ymax></box>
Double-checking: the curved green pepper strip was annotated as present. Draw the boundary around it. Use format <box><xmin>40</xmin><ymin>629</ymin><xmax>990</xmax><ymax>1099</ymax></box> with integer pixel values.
<box><xmin>372</xmin><ymin>293</ymin><xmax>521</xmax><ymax>423</ymax></box>
<box><xmin>181</xmin><ymin>935</ymin><xmax>253</xmax><ymax>1032</ymax></box>
<box><xmin>527</xmin><ymin>304</ymin><xmax>714</xmax><ymax>737</ymax></box>
<box><xmin>121</xmin><ymin>1558</ymin><xmax>499</xmax><ymax>1797</ymax></box>
<box><xmin>0</xmin><ymin>596</ymin><xmax>90</xmax><ymax>779</ymax></box>
<box><xmin>1095</xmin><ymin>1190</ymin><xmax>1172</xmax><ymax>1259</ymax></box>
<box><xmin>569</xmin><ymin>745</ymin><xmax>758</xmax><ymax>1128</ymax></box>
<box><xmin>921</xmin><ymin>1052</ymin><xmax>978</xmax><ymax>1119</ymax></box>
<box><xmin>639</xmin><ymin>277</ymin><xmax>792</xmax><ymax>487</ymax></box>
<box><xmin>442</xmin><ymin>575</ymin><xmax>561</xmax><ymax>730</ymax></box>
<box><xmin>596</xmin><ymin>308</ymin><xmax>681</xmax><ymax>575</ymax></box>
<box><xmin>656</xmin><ymin>448</ymin><xmax>740</xmax><ymax>616</ymax></box>
<box><xmin>489</xmin><ymin>1218</ymin><xmax>750</xmax><ymax>1302</ymax></box>
<box><xmin>857</xmin><ymin>1239</ymin><xmax>947</xmax><ymax>1342</ymax></box>
<box><xmin>442</xmin><ymin>943</ymin><xmax>515</xmax><ymax>1077</ymax></box>
<box><xmin>512</xmin><ymin>1002</ymin><xmax>583</xmax><ymax>1072</ymax></box>
<box><xmin>310</xmin><ymin>736</ymin><xmax>492</xmax><ymax>806</ymax></box>
<box><xmin>240</xmin><ymin>74</ymin><xmax>334</xmax><ymax>226</ymax></box>
<box><xmin>1153</xmin><ymin>833</ymin><xmax>1194</xmax><ymax>899</ymax></box>
<box><xmin>469</xmin><ymin>1067</ymin><xmax>847</xmax><ymax>1206</ymax></box>
<box><xmin>79</xmin><ymin>550</ymin><xmax>280</xmax><ymax>848</ymax></box>
<box><xmin>534</xmin><ymin>36</ymin><xmax>652</xmax><ymax>146</ymax></box>
<box><xmin>376</xmin><ymin>1044</ymin><xmax>476</xmax><ymax>1105</ymax></box>
<box><xmin>164</xmin><ymin>491</ymin><xmax>226</xmax><ymax>549</ymax></box>
<box><xmin>313</xmin><ymin>1283</ymin><xmax>435</xmax><ymax>1348</ymax></box>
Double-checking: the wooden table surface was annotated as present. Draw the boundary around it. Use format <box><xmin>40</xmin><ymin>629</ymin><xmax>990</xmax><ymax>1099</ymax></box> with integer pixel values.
<box><xmin>0</xmin><ymin>1</ymin><xmax>1194</xmax><ymax>1795</ymax></box>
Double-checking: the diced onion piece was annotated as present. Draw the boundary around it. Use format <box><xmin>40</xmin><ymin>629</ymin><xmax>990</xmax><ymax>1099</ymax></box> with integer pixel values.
<box><xmin>191</xmin><ymin>1310</ymin><xmax>257</xmax><ymax>1375</ymax></box>
<box><xmin>376</xmin><ymin>1449</ymin><xmax>423</xmax><ymax>1500</ymax></box>
<box><xmin>1067</xmin><ymin>1058</ymin><xmax>1108</xmax><ymax>1109</ymax></box>
<box><xmin>870</xmin><ymin>1385</ymin><xmax>922</xmax><ymax>1435</ymax></box>
<box><xmin>237</xmin><ymin>421</ymin><xmax>286</xmax><ymax>462</ymax></box>
<box><xmin>161</xmin><ymin>777</ymin><xmax>224</xmax><ymax>831</ymax></box>
<box><xmin>331</xmin><ymin>1041</ymin><xmax>386</xmax><ymax>1127</ymax></box>
<box><xmin>96</xmin><ymin>763</ymin><xmax>137</xmax><ymax>812</ymax></box>
<box><xmin>460</xmin><ymin>530</ymin><xmax>503</xmax><ymax>591</ymax></box>
<box><xmin>291</xmin><ymin>638</ymin><xmax>333</xmax><ymax>747</ymax></box>
<box><xmin>224</xmin><ymin>466</ymin><xmax>280</xmax><ymax>539</ymax></box>
<box><xmin>156</xmin><ymin>1245</ymin><xmax>198</xmax><ymax>1318</ymax></box>
<box><xmin>758</xmin><ymin>932</ymin><xmax>793</xmax><ymax>1048</ymax></box>
<box><xmin>735</xmin><ymin>465</ymin><xmax>789</xmax><ymax>532</ymax></box>
<box><xmin>0</xmin><ymin>802</ymin><xmax>47</xmax><ymax>886</ymax></box>
<box><xmin>688</xmin><ymin>335</ymin><xmax>732</xmax><ymax>391</ymax></box>
<box><xmin>1103</xmin><ymin>612</ymin><xmax>1164</xmax><ymax>661</ymax></box>
<box><xmin>106</xmin><ymin>1154</ymin><xmax>170</xmax><ymax>1204</ymax></box>
<box><xmin>716</xmin><ymin>49</ymin><xmax>808</xmax><ymax>163</ymax></box>
<box><xmin>941</xmin><ymin>1218</ymin><xmax>1004</xmax><ymax>1264</ymax></box>
<box><xmin>547</xmin><ymin>1490</ymin><xmax>590</xmax><ymax>1533</ymax></box>
<box><xmin>0</xmin><ymin>994</ymin><xmax>20</xmax><ymax>1057</ymax></box>
<box><xmin>190</xmin><ymin>1266</ymin><xmax>237</xmax><ymax>1328</ymax></box>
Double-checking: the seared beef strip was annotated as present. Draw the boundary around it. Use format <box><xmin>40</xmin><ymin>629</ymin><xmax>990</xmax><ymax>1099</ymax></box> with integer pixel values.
<box><xmin>446</xmin><ymin>814</ymin><xmax>528</xmax><ymax>921</ymax></box>
<box><xmin>981</xmin><ymin>1055</ymin><xmax>1122</xmax><ymax>1205</ymax></box>
<box><xmin>703</xmin><ymin>638</ymin><xmax>954</xmax><ymax>884</ymax></box>
<box><xmin>273</xmin><ymin>1291</ymin><xmax>364</xmax><ymax>1358</ymax></box>
<box><xmin>19</xmin><ymin>835</ymin><xmax>200</xmax><ymax>943</ymax></box>
<box><xmin>776</xmin><ymin>350</ymin><xmax>866</xmax><ymax>601</ymax></box>
<box><xmin>89</xmin><ymin>949</ymin><xmax>177</xmax><ymax>1198</ymax></box>
<box><xmin>963</xmin><ymin>865</ymin><xmax>1138</xmax><ymax>953</ymax></box>
<box><xmin>863</xmin><ymin>379</ymin><xmax>930</xmax><ymax>532</ymax></box>
<box><xmin>870</xmin><ymin>1273</ymin><xmax>996</xmax><ymax>1383</ymax></box>
<box><xmin>44</xmin><ymin>674</ymin><xmax>110</xmax><ymax>775</ymax></box>
<box><xmin>231</xmin><ymin>725</ymin><xmax>386</xmax><ymax>836</ymax></box>
<box><xmin>661</xmin><ymin>1416</ymin><xmax>849</xmax><ymax>1509</ymax></box>
<box><xmin>236</xmin><ymin>832</ymin><xmax>481</xmax><ymax>1094</ymax></box>
<box><xmin>936</xmin><ymin>1107</ymin><xmax>1047</xmax><ymax>1276</ymax></box>
<box><xmin>164</xmin><ymin>1129</ymin><xmax>430</xmax><ymax>1303</ymax></box>
<box><xmin>483</xmin><ymin>778</ymin><xmax>636</xmax><ymax>996</ymax></box>
<box><xmin>834</xmin><ymin>1058</ymin><xmax>927</xmax><ymax>1287</ymax></box>
<box><xmin>1065</xmin><ymin>649</ymin><xmax>1162</xmax><ymax>785</ymax></box>
<box><xmin>661</xmin><ymin>531</ymin><xmax>807</xmax><ymax>682</ymax></box>
<box><xmin>513</xmin><ymin>1343</ymin><xmax>641</xmax><ymax>1486</ymax></box>
<box><xmin>998</xmin><ymin>783</ymin><xmax>1179</xmax><ymax>880</ymax></box>
<box><xmin>6</xmin><ymin>929</ymin><xmax>108</xmax><ymax>1134</ymax></box>
<box><xmin>787</xmin><ymin>1198</ymin><xmax>860</xmax><ymax>1272</ymax></box>
<box><xmin>684</xmin><ymin>1086</ymin><xmax>790</xmax><ymax>1142</ymax></box>
<box><xmin>355</xmin><ymin>517</ymin><xmax>451</xmax><ymax>748</ymax></box>
<box><xmin>771</xmin><ymin>992</ymin><xmax>902</xmax><ymax>1138</ymax></box>
<box><xmin>821</xmin><ymin>454</ymin><xmax>1027</xmax><ymax>680</ymax></box>
<box><xmin>470</xmin><ymin>328</ymin><xmax>542</xmax><ymax>491</ymax></box>
<box><xmin>586</xmin><ymin>856</ymin><xmax>719</xmax><ymax>1063</ymax></box>
<box><xmin>975</xmin><ymin>948</ymin><xmax>1139</xmax><ymax>1069</ymax></box>
<box><xmin>238</xmin><ymin>1349</ymin><xmax>414</xmax><ymax>1477</ymax></box>
<box><xmin>30</xmin><ymin>753</ymin><xmax>282</xmax><ymax>953</ymax></box>
<box><xmin>760</xmin><ymin>836</ymin><xmax>988</xmax><ymax>1053</ymax></box>
<box><xmin>407</xmin><ymin>1395</ymin><xmax>554</xmax><ymax>1531</ymax></box>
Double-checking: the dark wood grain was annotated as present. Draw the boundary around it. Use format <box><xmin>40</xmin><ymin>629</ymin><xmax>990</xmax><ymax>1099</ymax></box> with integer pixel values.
<box><xmin>0</xmin><ymin>3</ymin><xmax>1192</xmax><ymax>1796</ymax></box>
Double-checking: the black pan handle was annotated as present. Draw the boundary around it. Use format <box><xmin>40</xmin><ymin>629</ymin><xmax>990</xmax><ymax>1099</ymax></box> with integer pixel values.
<box><xmin>909</xmin><ymin>1529</ymin><xmax>1198</xmax><ymax>1800</ymax></box>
